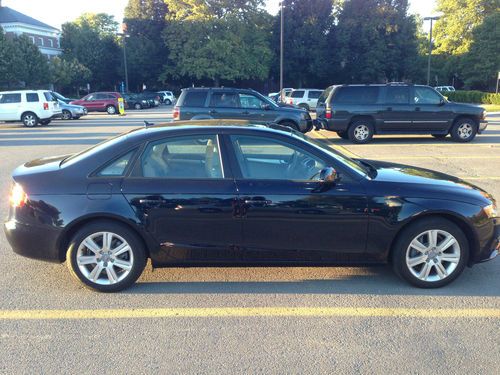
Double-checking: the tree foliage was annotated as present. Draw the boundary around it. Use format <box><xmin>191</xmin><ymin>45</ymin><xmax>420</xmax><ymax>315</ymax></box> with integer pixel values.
<box><xmin>49</xmin><ymin>57</ymin><xmax>92</xmax><ymax>93</ymax></box>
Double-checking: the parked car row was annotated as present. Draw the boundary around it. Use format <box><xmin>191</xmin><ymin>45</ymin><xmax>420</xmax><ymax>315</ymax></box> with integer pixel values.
<box><xmin>0</xmin><ymin>90</ymin><xmax>62</xmax><ymax>126</ymax></box>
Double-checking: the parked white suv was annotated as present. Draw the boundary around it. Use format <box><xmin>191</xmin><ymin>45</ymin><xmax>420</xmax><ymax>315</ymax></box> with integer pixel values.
<box><xmin>434</xmin><ymin>86</ymin><xmax>456</xmax><ymax>93</ymax></box>
<box><xmin>0</xmin><ymin>90</ymin><xmax>61</xmax><ymax>127</ymax></box>
<box><xmin>157</xmin><ymin>91</ymin><xmax>176</xmax><ymax>105</ymax></box>
<box><xmin>286</xmin><ymin>89</ymin><xmax>323</xmax><ymax>110</ymax></box>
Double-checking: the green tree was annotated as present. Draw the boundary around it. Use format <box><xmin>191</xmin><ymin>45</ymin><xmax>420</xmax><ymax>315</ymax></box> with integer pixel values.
<box><xmin>50</xmin><ymin>57</ymin><xmax>92</xmax><ymax>95</ymax></box>
<box><xmin>162</xmin><ymin>0</ymin><xmax>272</xmax><ymax>86</ymax></box>
<box><xmin>433</xmin><ymin>0</ymin><xmax>498</xmax><ymax>55</ymax></box>
<box><xmin>461</xmin><ymin>13</ymin><xmax>500</xmax><ymax>89</ymax></box>
<box><xmin>12</xmin><ymin>35</ymin><xmax>50</xmax><ymax>87</ymax></box>
<box><xmin>271</xmin><ymin>0</ymin><xmax>335</xmax><ymax>88</ymax></box>
<box><xmin>124</xmin><ymin>0</ymin><xmax>169</xmax><ymax>90</ymax></box>
<box><xmin>61</xmin><ymin>13</ymin><xmax>121</xmax><ymax>90</ymax></box>
<box><xmin>0</xmin><ymin>29</ymin><xmax>21</xmax><ymax>87</ymax></box>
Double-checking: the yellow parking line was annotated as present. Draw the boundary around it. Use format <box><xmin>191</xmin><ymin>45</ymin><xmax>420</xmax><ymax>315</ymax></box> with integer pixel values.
<box><xmin>0</xmin><ymin>307</ymin><xmax>499</xmax><ymax>320</ymax></box>
<box><xmin>458</xmin><ymin>176</ymin><xmax>500</xmax><ymax>180</ymax></box>
<box><xmin>389</xmin><ymin>156</ymin><xmax>500</xmax><ymax>160</ymax></box>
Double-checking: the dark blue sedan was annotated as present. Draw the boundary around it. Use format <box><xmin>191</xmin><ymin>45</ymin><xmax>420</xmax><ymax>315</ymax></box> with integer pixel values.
<box><xmin>4</xmin><ymin>120</ymin><xmax>499</xmax><ymax>292</ymax></box>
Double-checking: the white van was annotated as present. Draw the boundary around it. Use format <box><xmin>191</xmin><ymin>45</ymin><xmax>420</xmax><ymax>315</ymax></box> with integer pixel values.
<box><xmin>286</xmin><ymin>89</ymin><xmax>324</xmax><ymax>110</ymax></box>
<box><xmin>0</xmin><ymin>90</ymin><xmax>62</xmax><ymax>127</ymax></box>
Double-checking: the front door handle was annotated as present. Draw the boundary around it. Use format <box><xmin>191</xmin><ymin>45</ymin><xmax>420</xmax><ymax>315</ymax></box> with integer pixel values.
<box><xmin>138</xmin><ymin>197</ymin><xmax>164</xmax><ymax>206</ymax></box>
<box><xmin>243</xmin><ymin>197</ymin><xmax>272</xmax><ymax>206</ymax></box>
<box><xmin>208</xmin><ymin>110</ymin><xmax>218</xmax><ymax>115</ymax></box>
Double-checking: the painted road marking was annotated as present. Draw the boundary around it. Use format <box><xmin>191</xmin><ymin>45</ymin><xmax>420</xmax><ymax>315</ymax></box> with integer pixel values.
<box><xmin>0</xmin><ymin>307</ymin><xmax>499</xmax><ymax>320</ymax></box>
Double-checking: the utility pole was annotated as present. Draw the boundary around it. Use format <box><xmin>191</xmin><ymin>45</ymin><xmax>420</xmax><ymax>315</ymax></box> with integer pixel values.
<box><xmin>280</xmin><ymin>1</ymin><xmax>284</xmax><ymax>97</ymax></box>
<box><xmin>118</xmin><ymin>24</ymin><xmax>130</xmax><ymax>93</ymax></box>
<box><xmin>424</xmin><ymin>16</ymin><xmax>441</xmax><ymax>86</ymax></box>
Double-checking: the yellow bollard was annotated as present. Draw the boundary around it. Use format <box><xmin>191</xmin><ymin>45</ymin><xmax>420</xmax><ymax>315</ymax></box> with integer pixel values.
<box><xmin>118</xmin><ymin>97</ymin><xmax>126</xmax><ymax>116</ymax></box>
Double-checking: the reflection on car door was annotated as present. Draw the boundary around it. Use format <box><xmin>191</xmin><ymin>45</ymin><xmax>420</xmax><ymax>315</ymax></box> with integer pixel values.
<box><xmin>0</xmin><ymin>93</ymin><xmax>22</xmax><ymax>121</ymax></box>
<box><xmin>121</xmin><ymin>133</ymin><xmax>241</xmax><ymax>265</ymax></box>
<box><xmin>207</xmin><ymin>91</ymin><xmax>245</xmax><ymax>119</ymax></box>
<box><xmin>411</xmin><ymin>87</ymin><xmax>452</xmax><ymax>132</ymax></box>
<box><xmin>238</xmin><ymin>93</ymin><xmax>276</xmax><ymax>122</ymax></box>
<box><xmin>226</xmin><ymin>133</ymin><xmax>368</xmax><ymax>262</ymax></box>
<box><xmin>379</xmin><ymin>86</ymin><xmax>414</xmax><ymax>131</ymax></box>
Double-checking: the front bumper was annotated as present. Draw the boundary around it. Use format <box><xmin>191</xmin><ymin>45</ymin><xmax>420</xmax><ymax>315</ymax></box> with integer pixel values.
<box><xmin>71</xmin><ymin>108</ymin><xmax>86</xmax><ymax>117</ymax></box>
<box><xmin>477</xmin><ymin>222</ymin><xmax>500</xmax><ymax>263</ymax></box>
<box><xmin>478</xmin><ymin>121</ymin><xmax>488</xmax><ymax>133</ymax></box>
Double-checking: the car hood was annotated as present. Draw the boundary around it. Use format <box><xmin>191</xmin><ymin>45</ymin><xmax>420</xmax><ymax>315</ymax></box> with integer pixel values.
<box><xmin>364</xmin><ymin>159</ymin><xmax>494</xmax><ymax>206</ymax></box>
<box><xmin>276</xmin><ymin>105</ymin><xmax>307</xmax><ymax>113</ymax></box>
<box><xmin>448</xmin><ymin>102</ymin><xmax>483</xmax><ymax>113</ymax></box>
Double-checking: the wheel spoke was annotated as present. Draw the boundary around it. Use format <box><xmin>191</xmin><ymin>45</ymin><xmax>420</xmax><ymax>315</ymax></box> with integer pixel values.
<box><xmin>113</xmin><ymin>259</ymin><xmax>132</xmax><ymax>271</ymax></box>
<box><xmin>410</xmin><ymin>239</ymin><xmax>428</xmax><ymax>253</ymax></box>
<box><xmin>438</xmin><ymin>235</ymin><xmax>456</xmax><ymax>252</ymax></box>
<box><xmin>407</xmin><ymin>255</ymin><xmax>427</xmax><ymax>268</ymax></box>
<box><xmin>105</xmin><ymin>266</ymin><xmax>119</xmax><ymax>284</ymax></box>
<box><xmin>77</xmin><ymin>255</ymin><xmax>97</xmax><ymax>265</ymax></box>
<box><xmin>428</xmin><ymin>230</ymin><xmax>438</xmax><ymax>247</ymax></box>
<box><xmin>89</xmin><ymin>264</ymin><xmax>104</xmax><ymax>281</ymax></box>
<box><xmin>83</xmin><ymin>238</ymin><xmax>101</xmax><ymax>254</ymax></box>
<box><xmin>419</xmin><ymin>262</ymin><xmax>432</xmax><ymax>280</ymax></box>
<box><xmin>440</xmin><ymin>253</ymin><xmax>460</xmax><ymax>264</ymax></box>
<box><xmin>434</xmin><ymin>262</ymin><xmax>448</xmax><ymax>279</ymax></box>
<box><xmin>102</xmin><ymin>233</ymin><xmax>113</xmax><ymax>251</ymax></box>
<box><xmin>112</xmin><ymin>242</ymin><xmax>130</xmax><ymax>257</ymax></box>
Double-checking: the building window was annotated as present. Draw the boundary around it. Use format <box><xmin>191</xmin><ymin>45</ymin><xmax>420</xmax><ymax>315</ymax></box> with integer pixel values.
<box><xmin>29</xmin><ymin>36</ymin><xmax>35</xmax><ymax>44</ymax></box>
<box><xmin>48</xmin><ymin>39</ymin><xmax>53</xmax><ymax>48</ymax></box>
<box><xmin>38</xmin><ymin>37</ymin><xmax>44</xmax><ymax>46</ymax></box>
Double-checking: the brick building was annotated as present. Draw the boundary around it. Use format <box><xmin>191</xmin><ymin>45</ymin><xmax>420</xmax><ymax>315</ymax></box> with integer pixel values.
<box><xmin>0</xmin><ymin>1</ymin><xmax>62</xmax><ymax>58</ymax></box>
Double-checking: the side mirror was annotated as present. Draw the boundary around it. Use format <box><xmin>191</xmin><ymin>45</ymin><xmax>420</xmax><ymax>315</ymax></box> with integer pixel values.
<box><xmin>439</xmin><ymin>98</ymin><xmax>446</xmax><ymax>106</ymax></box>
<box><xmin>319</xmin><ymin>167</ymin><xmax>338</xmax><ymax>184</ymax></box>
<box><xmin>262</xmin><ymin>103</ymin><xmax>271</xmax><ymax>110</ymax></box>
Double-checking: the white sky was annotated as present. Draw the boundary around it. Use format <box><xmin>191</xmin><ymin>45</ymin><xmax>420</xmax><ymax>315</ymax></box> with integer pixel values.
<box><xmin>2</xmin><ymin>0</ymin><xmax>438</xmax><ymax>30</ymax></box>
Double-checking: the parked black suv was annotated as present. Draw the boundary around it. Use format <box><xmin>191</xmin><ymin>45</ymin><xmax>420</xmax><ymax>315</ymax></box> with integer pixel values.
<box><xmin>173</xmin><ymin>87</ymin><xmax>313</xmax><ymax>132</ymax></box>
<box><xmin>316</xmin><ymin>84</ymin><xmax>488</xmax><ymax>143</ymax></box>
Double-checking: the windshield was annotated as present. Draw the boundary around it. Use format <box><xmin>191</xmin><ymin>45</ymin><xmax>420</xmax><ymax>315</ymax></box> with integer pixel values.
<box><xmin>292</xmin><ymin>132</ymin><xmax>369</xmax><ymax>177</ymax></box>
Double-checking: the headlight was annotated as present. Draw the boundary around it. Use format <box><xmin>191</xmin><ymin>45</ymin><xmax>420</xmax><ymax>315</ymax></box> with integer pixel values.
<box><xmin>483</xmin><ymin>204</ymin><xmax>498</xmax><ymax>218</ymax></box>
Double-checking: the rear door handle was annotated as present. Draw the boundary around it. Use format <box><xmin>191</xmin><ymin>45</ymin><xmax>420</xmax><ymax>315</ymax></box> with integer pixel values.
<box><xmin>244</xmin><ymin>198</ymin><xmax>272</xmax><ymax>206</ymax></box>
<box><xmin>139</xmin><ymin>198</ymin><xmax>164</xmax><ymax>206</ymax></box>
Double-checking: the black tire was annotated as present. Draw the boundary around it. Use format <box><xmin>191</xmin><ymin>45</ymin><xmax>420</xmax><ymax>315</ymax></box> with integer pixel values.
<box><xmin>279</xmin><ymin>120</ymin><xmax>300</xmax><ymax>132</ymax></box>
<box><xmin>431</xmin><ymin>134</ymin><xmax>447</xmax><ymax>139</ymax></box>
<box><xmin>22</xmin><ymin>112</ymin><xmax>39</xmax><ymax>127</ymax></box>
<box><xmin>66</xmin><ymin>220</ymin><xmax>147</xmax><ymax>292</ymax></box>
<box><xmin>337</xmin><ymin>131</ymin><xmax>349</xmax><ymax>140</ymax></box>
<box><xmin>165</xmin><ymin>99</ymin><xmax>172</xmax><ymax>105</ymax></box>
<box><xmin>348</xmin><ymin>119</ymin><xmax>374</xmax><ymax>144</ymax></box>
<box><xmin>450</xmin><ymin>118</ymin><xmax>477</xmax><ymax>142</ymax></box>
<box><xmin>391</xmin><ymin>217</ymin><xmax>468</xmax><ymax>288</ymax></box>
<box><xmin>40</xmin><ymin>119</ymin><xmax>51</xmax><ymax>126</ymax></box>
<box><xmin>134</xmin><ymin>103</ymin><xmax>143</xmax><ymax>110</ymax></box>
<box><xmin>106</xmin><ymin>105</ymin><xmax>117</xmax><ymax>115</ymax></box>
<box><xmin>62</xmin><ymin>110</ymin><xmax>72</xmax><ymax>120</ymax></box>
<box><xmin>298</xmin><ymin>103</ymin><xmax>310</xmax><ymax>111</ymax></box>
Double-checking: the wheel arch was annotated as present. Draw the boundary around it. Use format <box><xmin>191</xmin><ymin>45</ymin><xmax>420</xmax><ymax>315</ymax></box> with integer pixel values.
<box><xmin>277</xmin><ymin>118</ymin><xmax>299</xmax><ymax>130</ymax></box>
<box><xmin>388</xmin><ymin>212</ymin><xmax>479</xmax><ymax>266</ymax></box>
<box><xmin>57</xmin><ymin>214</ymin><xmax>151</xmax><ymax>262</ymax></box>
<box><xmin>20</xmin><ymin>111</ymin><xmax>38</xmax><ymax>121</ymax></box>
<box><xmin>451</xmin><ymin>114</ymin><xmax>480</xmax><ymax>128</ymax></box>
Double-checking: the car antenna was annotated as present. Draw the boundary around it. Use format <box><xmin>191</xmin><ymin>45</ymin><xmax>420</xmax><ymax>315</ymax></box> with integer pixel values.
<box><xmin>144</xmin><ymin>121</ymin><xmax>154</xmax><ymax>127</ymax></box>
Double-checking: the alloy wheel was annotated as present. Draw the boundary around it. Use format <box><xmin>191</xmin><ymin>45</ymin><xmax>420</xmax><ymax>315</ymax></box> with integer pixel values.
<box><xmin>62</xmin><ymin>110</ymin><xmax>72</xmax><ymax>120</ymax></box>
<box><xmin>405</xmin><ymin>229</ymin><xmax>461</xmax><ymax>282</ymax></box>
<box><xmin>23</xmin><ymin>115</ymin><xmax>36</xmax><ymax>127</ymax></box>
<box><xmin>353</xmin><ymin>124</ymin><xmax>370</xmax><ymax>141</ymax></box>
<box><xmin>76</xmin><ymin>232</ymin><xmax>134</xmax><ymax>285</ymax></box>
<box><xmin>457</xmin><ymin>123</ymin><xmax>473</xmax><ymax>139</ymax></box>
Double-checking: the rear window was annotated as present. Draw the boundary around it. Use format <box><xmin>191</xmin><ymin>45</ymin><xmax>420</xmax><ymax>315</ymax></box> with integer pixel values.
<box><xmin>26</xmin><ymin>93</ymin><xmax>39</xmax><ymax>102</ymax></box>
<box><xmin>0</xmin><ymin>93</ymin><xmax>22</xmax><ymax>104</ymax></box>
<box><xmin>181</xmin><ymin>91</ymin><xmax>207</xmax><ymax>107</ymax></box>
<box><xmin>317</xmin><ymin>87</ymin><xmax>333</xmax><ymax>105</ymax></box>
<box><xmin>333</xmin><ymin>86</ymin><xmax>379</xmax><ymax>104</ymax></box>
<box><xmin>291</xmin><ymin>90</ymin><xmax>305</xmax><ymax>98</ymax></box>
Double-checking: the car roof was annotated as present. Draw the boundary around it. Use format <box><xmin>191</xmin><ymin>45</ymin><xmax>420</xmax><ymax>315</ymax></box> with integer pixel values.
<box><xmin>182</xmin><ymin>87</ymin><xmax>257</xmax><ymax>93</ymax></box>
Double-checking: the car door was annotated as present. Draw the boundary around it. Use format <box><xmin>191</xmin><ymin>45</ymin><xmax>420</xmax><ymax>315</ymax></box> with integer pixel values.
<box><xmin>379</xmin><ymin>86</ymin><xmax>414</xmax><ymax>132</ymax></box>
<box><xmin>82</xmin><ymin>94</ymin><xmax>98</xmax><ymax>111</ymax></box>
<box><xmin>225</xmin><ymin>133</ymin><xmax>368</xmax><ymax>262</ymax></box>
<box><xmin>238</xmin><ymin>93</ymin><xmax>276</xmax><ymax>122</ymax></box>
<box><xmin>0</xmin><ymin>93</ymin><xmax>23</xmax><ymax>120</ymax></box>
<box><xmin>306</xmin><ymin>90</ymin><xmax>322</xmax><ymax>109</ymax></box>
<box><xmin>411</xmin><ymin>86</ymin><xmax>452</xmax><ymax>132</ymax></box>
<box><xmin>121</xmin><ymin>133</ymin><xmax>241</xmax><ymax>265</ymax></box>
<box><xmin>207</xmin><ymin>91</ymin><xmax>244</xmax><ymax>119</ymax></box>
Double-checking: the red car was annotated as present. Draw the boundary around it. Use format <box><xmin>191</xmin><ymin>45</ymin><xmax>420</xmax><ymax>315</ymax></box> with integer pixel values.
<box><xmin>70</xmin><ymin>92</ymin><xmax>123</xmax><ymax>114</ymax></box>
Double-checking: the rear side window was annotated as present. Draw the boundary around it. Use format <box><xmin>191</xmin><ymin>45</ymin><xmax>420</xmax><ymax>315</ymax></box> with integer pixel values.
<box><xmin>385</xmin><ymin>87</ymin><xmax>410</xmax><ymax>104</ymax></box>
<box><xmin>43</xmin><ymin>92</ymin><xmax>54</xmax><ymax>101</ymax></box>
<box><xmin>308</xmin><ymin>91</ymin><xmax>322</xmax><ymax>99</ymax></box>
<box><xmin>291</xmin><ymin>90</ymin><xmax>305</xmax><ymax>98</ymax></box>
<box><xmin>97</xmin><ymin>150</ymin><xmax>136</xmax><ymax>176</ymax></box>
<box><xmin>210</xmin><ymin>92</ymin><xmax>239</xmax><ymax>108</ymax></box>
<box><xmin>181</xmin><ymin>91</ymin><xmax>208</xmax><ymax>107</ymax></box>
<box><xmin>26</xmin><ymin>93</ymin><xmax>39</xmax><ymax>102</ymax></box>
<box><xmin>0</xmin><ymin>93</ymin><xmax>22</xmax><ymax>104</ymax></box>
<box><xmin>334</xmin><ymin>87</ymin><xmax>379</xmax><ymax>104</ymax></box>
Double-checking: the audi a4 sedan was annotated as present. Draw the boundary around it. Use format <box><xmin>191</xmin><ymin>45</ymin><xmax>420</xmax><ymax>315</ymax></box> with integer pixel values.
<box><xmin>4</xmin><ymin>120</ymin><xmax>499</xmax><ymax>292</ymax></box>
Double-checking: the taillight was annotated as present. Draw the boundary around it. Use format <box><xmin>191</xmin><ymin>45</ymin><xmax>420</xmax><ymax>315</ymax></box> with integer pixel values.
<box><xmin>9</xmin><ymin>183</ymin><xmax>28</xmax><ymax>208</ymax></box>
<box><xmin>325</xmin><ymin>107</ymin><xmax>332</xmax><ymax>119</ymax></box>
<box><xmin>43</xmin><ymin>102</ymin><xmax>49</xmax><ymax>110</ymax></box>
<box><xmin>173</xmin><ymin>106</ymin><xmax>180</xmax><ymax>120</ymax></box>
<box><xmin>288</xmin><ymin>98</ymin><xmax>293</xmax><ymax>105</ymax></box>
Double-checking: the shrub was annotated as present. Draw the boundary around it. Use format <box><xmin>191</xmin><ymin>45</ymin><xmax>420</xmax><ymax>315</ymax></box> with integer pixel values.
<box><xmin>446</xmin><ymin>91</ymin><xmax>500</xmax><ymax>104</ymax></box>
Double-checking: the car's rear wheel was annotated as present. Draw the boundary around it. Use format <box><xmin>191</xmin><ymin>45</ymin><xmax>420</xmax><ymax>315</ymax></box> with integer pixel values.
<box><xmin>134</xmin><ymin>103</ymin><xmax>142</xmax><ymax>110</ymax></box>
<box><xmin>106</xmin><ymin>105</ymin><xmax>117</xmax><ymax>115</ymax></box>
<box><xmin>66</xmin><ymin>221</ymin><xmax>147</xmax><ymax>292</ymax></box>
<box><xmin>392</xmin><ymin>218</ymin><xmax>468</xmax><ymax>288</ymax></box>
<box><xmin>450</xmin><ymin>118</ymin><xmax>477</xmax><ymax>142</ymax></box>
<box><xmin>165</xmin><ymin>99</ymin><xmax>172</xmax><ymax>105</ymax></box>
<box><xmin>62</xmin><ymin>110</ymin><xmax>72</xmax><ymax>120</ymax></box>
<box><xmin>431</xmin><ymin>134</ymin><xmax>447</xmax><ymax>139</ymax></box>
<box><xmin>22</xmin><ymin>112</ymin><xmax>38</xmax><ymax>127</ymax></box>
<box><xmin>348</xmin><ymin>120</ymin><xmax>374</xmax><ymax>144</ymax></box>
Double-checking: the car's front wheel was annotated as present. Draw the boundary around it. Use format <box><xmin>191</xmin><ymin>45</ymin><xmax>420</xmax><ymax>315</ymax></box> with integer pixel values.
<box><xmin>62</xmin><ymin>110</ymin><xmax>72</xmax><ymax>120</ymax></box>
<box><xmin>450</xmin><ymin>118</ymin><xmax>477</xmax><ymax>142</ymax></box>
<box><xmin>392</xmin><ymin>218</ymin><xmax>468</xmax><ymax>288</ymax></box>
<box><xmin>66</xmin><ymin>221</ymin><xmax>147</xmax><ymax>292</ymax></box>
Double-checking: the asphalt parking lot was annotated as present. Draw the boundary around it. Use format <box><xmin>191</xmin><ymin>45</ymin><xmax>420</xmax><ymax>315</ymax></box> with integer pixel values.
<box><xmin>0</xmin><ymin>108</ymin><xmax>499</xmax><ymax>374</ymax></box>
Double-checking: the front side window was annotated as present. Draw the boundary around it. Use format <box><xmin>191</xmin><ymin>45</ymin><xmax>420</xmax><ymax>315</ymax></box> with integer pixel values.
<box><xmin>26</xmin><ymin>93</ymin><xmax>39</xmax><ymax>102</ymax></box>
<box><xmin>413</xmin><ymin>87</ymin><xmax>442</xmax><ymax>105</ymax></box>
<box><xmin>210</xmin><ymin>92</ymin><xmax>239</xmax><ymax>108</ymax></box>
<box><xmin>0</xmin><ymin>93</ymin><xmax>22</xmax><ymax>104</ymax></box>
<box><xmin>385</xmin><ymin>87</ymin><xmax>410</xmax><ymax>104</ymax></box>
<box><xmin>85</xmin><ymin>94</ymin><xmax>95</xmax><ymax>101</ymax></box>
<box><xmin>230</xmin><ymin>135</ymin><xmax>326</xmax><ymax>181</ymax></box>
<box><xmin>97</xmin><ymin>150</ymin><xmax>135</xmax><ymax>176</ymax></box>
<box><xmin>239</xmin><ymin>94</ymin><xmax>266</xmax><ymax>109</ymax></box>
<box><xmin>141</xmin><ymin>135</ymin><xmax>223</xmax><ymax>179</ymax></box>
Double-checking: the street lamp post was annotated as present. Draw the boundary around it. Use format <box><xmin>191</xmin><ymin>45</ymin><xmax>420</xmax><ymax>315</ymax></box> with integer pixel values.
<box><xmin>279</xmin><ymin>0</ymin><xmax>285</xmax><ymax>97</ymax></box>
<box><xmin>117</xmin><ymin>32</ymin><xmax>130</xmax><ymax>93</ymax></box>
<box><xmin>424</xmin><ymin>15</ymin><xmax>441</xmax><ymax>86</ymax></box>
